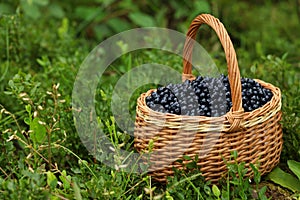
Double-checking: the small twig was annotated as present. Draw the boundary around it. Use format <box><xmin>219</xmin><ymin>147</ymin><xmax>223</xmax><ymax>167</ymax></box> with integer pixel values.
<box><xmin>47</xmin><ymin>128</ymin><xmax>52</xmax><ymax>170</ymax></box>
<box><xmin>46</xmin><ymin>84</ymin><xmax>61</xmax><ymax>170</ymax></box>
<box><xmin>51</xmin><ymin>192</ymin><xmax>70</xmax><ymax>200</ymax></box>
<box><xmin>52</xmin><ymin>144</ymin><xmax>97</xmax><ymax>179</ymax></box>
<box><xmin>0</xmin><ymin>167</ymin><xmax>9</xmax><ymax>179</ymax></box>
<box><xmin>122</xmin><ymin>177</ymin><xmax>147</xmax><ymax>196</ymax></box>
<box><xmin>12</xmin><ymin>134</ymin><xmax>56</xmax><ymax>169</ymax></box>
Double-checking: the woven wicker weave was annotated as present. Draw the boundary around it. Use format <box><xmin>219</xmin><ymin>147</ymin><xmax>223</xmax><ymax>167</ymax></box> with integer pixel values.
<box><xmin>134</xmin><ymin>14</ymin><xmax>283</xmax><ymax>183</ymax></box>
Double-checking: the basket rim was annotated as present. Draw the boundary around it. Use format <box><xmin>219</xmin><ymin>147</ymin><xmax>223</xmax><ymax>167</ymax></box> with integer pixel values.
<box><xmin>136</xmin><ymin>78</ymin><xmax>281</xmax><ymax>131</ymax></box>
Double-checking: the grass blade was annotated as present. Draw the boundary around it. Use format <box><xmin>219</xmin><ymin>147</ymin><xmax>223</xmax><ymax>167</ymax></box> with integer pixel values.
<box><xmin>288</xmin><ymin>160</ymin><xmax>300</xmax><ymax>180</ymax></box>
<box><xmin>268</xmin><ymin>167</ymin><xmax>300</xmax><ymax>192</ymax></box>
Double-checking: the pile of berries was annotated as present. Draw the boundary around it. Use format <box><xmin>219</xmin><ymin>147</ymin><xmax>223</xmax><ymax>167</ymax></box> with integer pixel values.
<box><xmin>145</xmin><ymin>75</ymin><xmax>273</xmax><ymax>117</ymax></box>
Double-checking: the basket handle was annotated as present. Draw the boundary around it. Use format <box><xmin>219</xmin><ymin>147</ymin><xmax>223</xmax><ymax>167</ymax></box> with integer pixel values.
<box><xmin>183</xmin><ymin>14</ymin><xmax>243</xmax><ymax>114</ymax></box>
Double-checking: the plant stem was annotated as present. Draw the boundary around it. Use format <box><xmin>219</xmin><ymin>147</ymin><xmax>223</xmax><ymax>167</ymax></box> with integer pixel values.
<box><xmin>47</xmin><ymin>128</ymin><xmax>52</xmax><ymax>170</ymax></box>
<box><xmin>53</xmin><ymin>144</ymin><xmax>97</xmax><ymax>179</ymax></box>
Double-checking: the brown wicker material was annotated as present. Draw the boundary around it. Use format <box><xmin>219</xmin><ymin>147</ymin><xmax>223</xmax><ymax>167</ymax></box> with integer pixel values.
<box><xmin>134</xmin><ymin>14</ymin><xmax>283</xmax><ymax>183</ymax></box>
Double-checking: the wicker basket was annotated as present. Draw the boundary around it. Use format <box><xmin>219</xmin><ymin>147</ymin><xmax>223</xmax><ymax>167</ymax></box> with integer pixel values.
<box><xmin>134</xmin><ymin>14</ymin><xmax>283</xmax><ymax>183</ymax></box>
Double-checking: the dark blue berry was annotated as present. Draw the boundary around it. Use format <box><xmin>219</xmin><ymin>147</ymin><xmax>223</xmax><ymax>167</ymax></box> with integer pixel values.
<box><xmin>145</xmin><ymin>75</ymin><xmax>273</xmax><ymax>116</ymax></box>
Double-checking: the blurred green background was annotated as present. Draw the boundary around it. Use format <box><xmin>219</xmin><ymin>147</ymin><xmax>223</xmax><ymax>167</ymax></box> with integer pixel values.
<box><xmin>0</xmin><ymin>0</ymin><xmax>299</xmax><ymax>199</ymax></box>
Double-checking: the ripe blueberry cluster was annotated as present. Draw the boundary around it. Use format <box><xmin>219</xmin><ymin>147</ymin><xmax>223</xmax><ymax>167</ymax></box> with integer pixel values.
<box><xmin>145</xmin><ymin>75</ymin><xmax>273</xmax><ymax>117</ymax></box>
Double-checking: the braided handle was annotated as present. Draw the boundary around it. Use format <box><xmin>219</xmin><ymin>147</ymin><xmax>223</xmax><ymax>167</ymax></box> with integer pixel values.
<box><xmin>183</xmin><ymin>14</ymin><xmax>243</xmax><ymax>113</ymax></box>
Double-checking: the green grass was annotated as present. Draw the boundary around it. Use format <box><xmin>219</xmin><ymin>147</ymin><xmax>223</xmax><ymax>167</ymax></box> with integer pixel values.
<box><xmin>0</xmin><ymin>0</ymin><xmax>299</xmax><ymax>199</ymax></box>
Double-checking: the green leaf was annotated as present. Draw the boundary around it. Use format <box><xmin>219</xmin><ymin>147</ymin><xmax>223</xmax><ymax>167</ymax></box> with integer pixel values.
<box><xmin>250</xmin><ymin>64</ymin><xmax>257</xmax><ymax>74</ymax></box>
<box><xmin>36</xmin><ymin>58</ymin><xmax>46</xmax><ymax>67</ymax></box>
<box><xmin>107</xmin><ymin>18</ymin><xmax>131</xmax><ymax>33</ymax></box>
<box><xmin>148</xmin><ymin>139</ymin><xmax>154</xmax><ymax>152</ymax></box>
<box><xmin>7</xmin><ymin>180</ymin><xmax>15</xmax><ymax>191</ymax></box>
<box><xmin>268</xmin><ymin>167</ymin><xmax>300</xmax><ymax>192</ymax></box>
<box><xmin>93</xmin><ymin>24</ymin><xmax>111</xmax><ymax>41</ymax></box>
<box><xmin>258</xmin><ymin>186</ymin><xmax>267</xmax><ymax>199</ymax></box>
<box><xmin>3</xmin><ymin>91</ymin><xmax>12</xmax><ymax>95</ymax></box>
<box><xmin>186</xmin><ymin>161</ymin><xmax>196</xmax><ymax>169</ymax></box>
<box><xmin>48</xmin><ymin>3</ymin><xmax>65</xmax><ymax>18</ymax></box>
<box><xmin>74</xmin><ymin>6</ymin><xmax>100</xmax><ymax>20</ymax></box>
<box><xmin>21</xmin><ymin>1</ymin><xmax>41</xmax><ymax>19</ymax></box>
<box><xmin>25</xmin><ymin>104</ymin><xmax>31</xmax><ymax>113</ymax></box>
<box><xmin>204</xmin><ymin>185</ymin><xmax>211</xmax><ymax>195</ymax></box>
<box><xmin>128</xmin><ymin>12</ymin><xmax>156</xmax><ymax>27</ymax></box>
<box><xmin>58</xmin><ymin>18</ymin><xmax>69</xmax><ymax>39</ymax></box>
<box><xmin>73</xmin><ymin>180</ymin><xmax>82</xmax><ymax>200</ymax></box>
<box><xmin>176</xmin><ymin>192</ymin><xmax>185</xmax><ymax>200</ymax></box>
<box><xmin>47</xmin><ymin>171</ymin><xmax>57</xmax><ymax>189</ymax></box>
<box><xmin>212</xmin><ymin>184</ymin><xmax>221</xmax><ymax>197</ymax></box>
<box><xmin>182</xmin><ymin>155</ymin><xmax>192</xmax><ymax>161</ymax></box>
<box><xmin>8</xmin><ymin>80</ymin><xmax>14</xmax><ymax>88</ymax></box>
<box><xmin>30</xmin><ymin>118</ymin><xmax>47</xmax><ymax>144</ymax></box>
<box><xmin>232</xmin><ymin>150</ymin><xmax>238</xmax><ymax>159</ymax></box>
<box><xmin>250</xmin><ymin>163</ymin><xmax>261</xmax><ymax>184</ymax></box>
<box><xmin>165</xmin><ymin>191</ymin><xmax>174</xmax><ymax>200</ymax></box>
<box><xmin>59</xmin><ymin>170</ymin><xmax>71</xmax><ymax>189</ymax></box>
<box><xmin>288</xmin><ymin>160</ymin><xmax>300</xmax><ymax>180</ymax></box>
<box><xmin>24</xmin><ymin>117</ymin><xmax>31</xmax><ymax>125</ymax></box>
